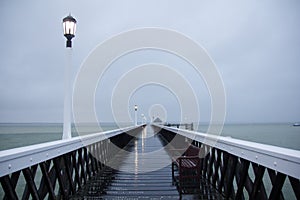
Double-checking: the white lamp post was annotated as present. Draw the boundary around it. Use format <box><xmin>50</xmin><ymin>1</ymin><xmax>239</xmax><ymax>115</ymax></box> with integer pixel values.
<box><xmin>62</xmin><ymin>14</ymin><xmax>76</xmax><ymax>139</ymax></box>
<box><xmin>141</xmin><ymin>114</ymin><xmax>144</xmax><ymax>124</ymax></box>
<box><xmin>141</xmin><ymin>114</ymin><xmax>147</xmax><ymax>124</ymax></box>
<box><xmin>134</xmin><ymin>105</ymin><xmax>138</xmax><ymax>126</ymax></box>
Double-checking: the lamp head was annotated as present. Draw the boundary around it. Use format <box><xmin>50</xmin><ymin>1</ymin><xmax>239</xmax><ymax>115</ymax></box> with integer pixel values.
<box><xmin>63</xmin><ymin>14</ymin><xmax>77</xmax><ymax>47</ymax></box>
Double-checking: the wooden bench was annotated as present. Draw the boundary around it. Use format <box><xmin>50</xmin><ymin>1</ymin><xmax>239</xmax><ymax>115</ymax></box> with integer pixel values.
<box><xmin>171</xmin><ymin>145</ymin><xmax>201</xmax><ymax>193</ymax></box>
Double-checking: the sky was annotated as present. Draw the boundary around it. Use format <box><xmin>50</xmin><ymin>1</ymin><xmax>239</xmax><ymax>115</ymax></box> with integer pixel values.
<box><xmin>0</xmin><ymin>0</ymin><xmax>299</xmax><ymax>124</ymax></box>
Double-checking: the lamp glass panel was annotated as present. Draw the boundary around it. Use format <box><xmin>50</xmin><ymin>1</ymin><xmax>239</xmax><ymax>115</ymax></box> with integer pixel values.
<box><xmin>63</xmin><ymin>21</ymin><xmax>76</xmax><ymax>35</ymax></box>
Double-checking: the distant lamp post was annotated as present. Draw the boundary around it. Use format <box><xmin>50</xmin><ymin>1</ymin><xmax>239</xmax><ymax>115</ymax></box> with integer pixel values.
<box><xmin>141</xmin><ymin>114</ymin><xmax>144</xmax><ymax>124</ymax></box>
<box><xmin>134</xmin><ymin>105</ymin><xmax>138</xmax><ymax>126</ymax></box>
<box><xmin>62</xmin><ymin>14</ymin><xmax>77</xmax><ymax>139</ymax></box>
<box><xmin>141</xmin><ymin>114</ymin><xmax>146</xmax><ymax>124</ymax></box>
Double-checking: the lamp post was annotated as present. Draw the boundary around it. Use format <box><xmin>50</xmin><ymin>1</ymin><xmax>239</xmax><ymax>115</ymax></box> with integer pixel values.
<box><xmin>141</xmin><ymin>114</ymin><xmax>144</xmax><ymax>124</ymax></box>
<box><xmin>62</xmin><ymin>14</ymin><xmax>76</xmax><ymax>139</ymax></box>
<box><xmin>134</xmin><ymin>105</ymin><xmax>138</xmax><ymax>126</ymax></box>
<box><xmin>141</xmin><ymin>114</ymin><xmax>146</xmax><ymax>124</ymax></box>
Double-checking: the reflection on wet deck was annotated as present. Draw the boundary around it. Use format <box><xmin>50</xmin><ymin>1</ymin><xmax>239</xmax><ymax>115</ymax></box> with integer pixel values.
<box><xmin>71</xmin><ymin>126</ymin><xmax>224</xmax><ymax>199</ymax></box>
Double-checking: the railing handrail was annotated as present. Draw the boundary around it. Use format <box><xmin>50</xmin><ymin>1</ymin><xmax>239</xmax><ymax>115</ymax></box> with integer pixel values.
<box><xmin>153</xmin><ymin>124</ymin><xmax>300</xmax><ymax>179</ymax></box>
<box><xmin>0</xmin><ymin>125</ymin><xmax>142</xmax><ymax>177</ymax></box>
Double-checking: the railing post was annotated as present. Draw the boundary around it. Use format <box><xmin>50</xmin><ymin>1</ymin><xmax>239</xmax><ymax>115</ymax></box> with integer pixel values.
<box><xmin>202</xmin><ymin>145</ymin><xmax>209</xmax><ymax>179</ymax></box>
<box><xmin>84</xmin><ymin>147</ymin><xmax>91</xmax><ymax>179</ymax></box>
<box><xmin>250</xmin><ymin>164</ymin><xmax>267</xmax><ymax>200</ymax></box>
<box><xmin>0</xmin><ymin>175</ymin><xmax>18</xmax><ymax>200</ymax></box>
<box><xmin>212</xmin><ymin>149</ymin><xmax>222</xmax><ymax>188</ymax></box>
<box><xmin>22</xmin><ymin>167</ymin><xmax>41</xmax><ymax>200</ymax></box>
<box><xmin>268</xmin><ymin>171</ymin><xmax>286</xmax><ymax>200</ymax></box>
<box><xmin>224</xmin><ymin>155</ymin><xmax>238</xmax><ymax>199</ymax></box>
<box><xmin>95</xmin><ymin>142</ymin><xmax>101</xmax><ymax>172</ymax></box>
<box><xmin>235</xmin><ymin>158</ymin><xmax>250</xmax><ymax>199</ymax></box>
<box><xmin>207</xmin><ymin>147</ymin><xmax>216</xmax><ymax>183</ymax></box>
<box><xmin>39</xmin><ymin>162</ymin><xmax>56</xmax><ymax>200</ymax></box>
<box><xmin>72</xmin><ymin>151</ymin><xmax>81</xmax><ymax>190</ymax></box>
<box><xmin>288</xmin><ymin>176</ymin><xmax>300</xmax><ymax>199</ymax></box>
<box><xmin>63</xmin><ymin>154</ymin><xmax>76</xmax><ymax>194</ymax></box>
<box><xmin>90</xmin><ymin>144</ymin><xmax>97</xmax><ymax>174</ymax></box>
<box><xmin>53</xmin><ymin>157</ymin><xmax>68</xmax><ymax>199</ymax></box>
<box><xmin>78</xmin><ymin>148</ymin><xmax>87</xmax><ymax>185</ymax></box>
<box><xmin>219</xmin><ymin>151</ymin><xmax>229</xmax><ymax>194</ymax></box>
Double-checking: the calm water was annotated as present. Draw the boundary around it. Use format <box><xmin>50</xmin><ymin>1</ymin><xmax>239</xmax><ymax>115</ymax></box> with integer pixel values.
<box><xmin>197</xmin><ymin>123</ymin><xmax>300</xmax><ymax>150</ymax></box>
<box><xmin>0</xmin><ymin>123</ymin><xmax>121</xmax><ymax>151</ymax></box>
<box><xmin>0</xmin><ymin>123</ymin><xmax>299</xmax><ymax>151</ymax></box>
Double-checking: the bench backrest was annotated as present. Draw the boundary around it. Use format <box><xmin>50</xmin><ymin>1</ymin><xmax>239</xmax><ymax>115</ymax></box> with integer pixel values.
<box><xmin>183</xmin><ymin>145</ymin><xmax>200</xmax><ymax>156</ymax></box>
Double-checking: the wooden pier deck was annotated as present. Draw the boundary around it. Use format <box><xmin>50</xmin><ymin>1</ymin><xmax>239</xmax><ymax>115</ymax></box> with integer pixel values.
<box><xmin>70</xmin><ymin>126</ymin><xmax>224</xmax><ymax>199</ymax></box>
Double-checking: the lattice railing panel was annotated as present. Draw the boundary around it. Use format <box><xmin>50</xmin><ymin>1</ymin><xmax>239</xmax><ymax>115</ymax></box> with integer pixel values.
<box><xmin>0</xmin><ymin>126</ymin><xmax>142</xmax><ymax>199</ymax></box>
<box><xmin>158</xmin><ymin>127</ymin><xmax>300</xmax><ymax>200</ymax></box>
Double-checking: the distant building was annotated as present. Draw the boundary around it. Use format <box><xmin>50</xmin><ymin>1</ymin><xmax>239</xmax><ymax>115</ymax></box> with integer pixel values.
<box><xmin>153</xmin><ymin>117</ymin><xmax>163</xmax><ymax>124</ymax></box>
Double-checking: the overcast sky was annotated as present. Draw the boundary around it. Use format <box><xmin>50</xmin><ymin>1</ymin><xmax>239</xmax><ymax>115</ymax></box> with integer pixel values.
<box><xmin>0</xmin><ymin>0</ymin><xmax>299</xmax><ymax>123</ymax></box>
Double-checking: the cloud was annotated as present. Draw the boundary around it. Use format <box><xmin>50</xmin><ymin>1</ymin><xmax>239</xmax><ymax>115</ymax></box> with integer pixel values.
<box><xmin>0</xmin><ymin>0</ymin><xmax>299</xmax><ymax>123</ymax></box>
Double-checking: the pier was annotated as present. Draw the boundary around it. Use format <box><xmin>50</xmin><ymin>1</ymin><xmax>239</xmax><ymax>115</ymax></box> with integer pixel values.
<box><xmin>0</xmin><ymin>124</ymin><xmax>300</xmax><ymax>199</ymax></box>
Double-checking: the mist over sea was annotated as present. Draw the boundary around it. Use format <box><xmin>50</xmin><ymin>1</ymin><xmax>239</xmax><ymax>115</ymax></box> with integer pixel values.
<box><xmin>0</xmin><ymin>123</ymin><xmax>299</xmax><ymax>151</ymax></box>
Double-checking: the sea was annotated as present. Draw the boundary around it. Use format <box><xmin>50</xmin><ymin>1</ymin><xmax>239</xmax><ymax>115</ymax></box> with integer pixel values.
<box><xmin>197</xmin><ymin>123</ymin><xmax>300</xmax><ymax>150</ymax></box>
<box><xmin>0</xmin><ymin>123</ymin><xmax>299</xmax><ymax>151</ymax></box>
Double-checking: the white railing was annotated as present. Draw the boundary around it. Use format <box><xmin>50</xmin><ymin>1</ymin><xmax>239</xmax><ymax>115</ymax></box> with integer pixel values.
<box><xmin>154</xmin><ymin>124</ymin><xmax>300</xmax><ymax>179</ymax></box>
<box><xmin>0</xmin><ymin>125</ymin><xmax>140</xmax><ymax>177</ymax></box>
